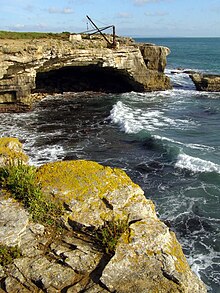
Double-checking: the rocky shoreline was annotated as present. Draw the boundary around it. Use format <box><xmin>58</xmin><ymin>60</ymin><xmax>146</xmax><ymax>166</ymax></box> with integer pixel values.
<box><xmin>190</xmin><ymin>73</ymin><xmax>220</xmax><ymax>91</ymax></box>
<box><xmin>0</xmin><ymin>35</ymin><xmax>171</xmax><ymax>112</ymax></box>
<box><xmin>0</xmin><ymin>137</ymin><xmax>207</xmax><ymax>292</ymax></box>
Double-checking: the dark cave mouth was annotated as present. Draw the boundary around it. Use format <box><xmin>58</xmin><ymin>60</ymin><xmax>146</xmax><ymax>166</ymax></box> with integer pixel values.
<box><xmin>34</xmin><ymin>65</ymin><xmax>143</xmax><ymax>94</ymax></box>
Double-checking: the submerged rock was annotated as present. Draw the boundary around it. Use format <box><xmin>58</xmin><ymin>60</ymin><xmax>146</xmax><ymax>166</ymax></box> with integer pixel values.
<box><xmin>0</xmin><ymin>139</ymin><xmax>207</xmax><ymax>292</ymax></box>
<box><xmin>190</xmin><ymin>73</ymin><xmax>220</xmax><ymax>91</ymax></box>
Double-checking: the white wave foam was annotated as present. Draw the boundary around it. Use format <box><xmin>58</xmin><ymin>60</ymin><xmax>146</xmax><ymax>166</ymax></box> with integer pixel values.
<box><xmin>153</xmin><ymin>135</ymin><xmax>214</xmax><ymax>151</ymax></box>
<box><xmin>109</xmin><ymin>101</ymin><xmax>162</xmax><ymax>133</ymax></box>
<box><xmin>175</xmin><ymin>153</ymin><xmax>220</xmax><ymax>174</ymax></box>
<box><xmin>109</xmin><ymin>101</ymin><xmax>195</xmax><ymax>135</ymax></box>
<box><xmin>187</xmin><ymin>143</ymin><xmax>215</xmax><ymax>151</ymax></box>
<box><xmin>28</xmin><ymin>145</ymin><xmax>65</xmax><ymax>166</ymax></box>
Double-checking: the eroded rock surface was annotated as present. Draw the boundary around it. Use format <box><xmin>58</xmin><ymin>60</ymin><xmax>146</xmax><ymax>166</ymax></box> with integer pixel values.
<box><xmin>0</xmin><ymin>37</ymin><xmax>171</xmax><ymax>111</ymax></box>
<box><xmin>0</xmin><ymin>138</ymin><xmax>207</xmax><ymax>292</ymax></box>
<box><xmin>190</xmin><ymin>73</ymin><xmax>220</xmax><ymax>91</ymax></box>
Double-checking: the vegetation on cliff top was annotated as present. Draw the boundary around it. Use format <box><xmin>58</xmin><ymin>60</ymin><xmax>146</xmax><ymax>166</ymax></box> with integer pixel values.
<box><xmin>0</xmin><ymin>31</ymin><xmax>70</xmax><ymax>40</ymax></box>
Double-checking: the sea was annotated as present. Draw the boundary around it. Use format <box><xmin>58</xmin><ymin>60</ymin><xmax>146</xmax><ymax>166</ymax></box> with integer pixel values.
<box><xmin>0</xmin><ymin>37</ymin><xmax>220</xmax><ymax>292</ymax></box>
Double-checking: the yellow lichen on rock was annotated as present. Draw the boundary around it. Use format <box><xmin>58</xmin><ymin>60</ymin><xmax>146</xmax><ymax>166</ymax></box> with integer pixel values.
<box><xmin>36</xmin><ymin>160</ymin><xmax>154</xmax><ymax>227</ymax></box>
<box><xmin>36</xmin><ymin>160</ymin><xmax>138</xmax><ymax>200</ymax></box>
<box><xmin>0</xmin><ymin>149</ymin><xmax>207</xmax><ymax>292</ymax></box>
<box><xmin>0</xmin><ymin>137</ymin><xmax>28</xmax><ymax>166</ymax></box>
<box><xmin>165</xmin><ymin>231</ymin><xmax>190</xmax><ymax>273</ymax></box>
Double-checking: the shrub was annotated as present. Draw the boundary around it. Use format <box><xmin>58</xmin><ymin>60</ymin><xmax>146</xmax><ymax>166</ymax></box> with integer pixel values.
<box><xmin>0</xmin><ymin>162</ymin><xmax>63</xmax><ymax>225</ymax></box>
<box><xmin>94</xmin><ymin>218</ymin><xmax>129</xmax><ymax>255</ymax></box>
<box><xmin>0</xmin><ymin>244</ymin><xmax>21</xmax><ymax>266</ymax></box>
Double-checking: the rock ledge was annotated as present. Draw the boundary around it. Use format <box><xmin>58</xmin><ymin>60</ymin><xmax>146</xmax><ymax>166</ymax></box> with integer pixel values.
<box><xmin>0</xmin><ymin>138</ymin><xmax>207</xmax><ymax>292</ymax></box>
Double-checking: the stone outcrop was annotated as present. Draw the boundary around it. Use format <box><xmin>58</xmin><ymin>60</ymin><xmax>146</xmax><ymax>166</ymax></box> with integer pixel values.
<box><xmin>0</xmin><ymin>37</ymin><xmax>171</xmax><ymax>111</ymax></box>
<box><xmin>0</xmin><ymin>137</ymin><xmax>207</xmax><ymax>292</ymax></box>
<box><xmin>190</xmin><ymin>73</ymin><xmax>220</xmax><ymax>91</ymax></box>
<box><xmin>0</xmin><ymin>137</ymin><xmax>28</xmax><ymax>166</ymax></box>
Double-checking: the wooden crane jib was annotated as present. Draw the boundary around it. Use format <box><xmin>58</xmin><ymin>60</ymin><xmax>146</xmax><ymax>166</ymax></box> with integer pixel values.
<box><xmin>86</xmin><ymin>15</ymin><xmax>117</xmax><ymax>49</ymax></box>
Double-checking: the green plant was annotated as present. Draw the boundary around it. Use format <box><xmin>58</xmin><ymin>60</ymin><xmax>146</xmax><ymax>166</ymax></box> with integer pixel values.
<box><xmin>0</xmin><ymin>162</ymin><xmax>63</xmax><ymax>225</ymax></box>
<box><xmin>94</xmin><ymin>218</ymin><xmax>129</xmax><ymax>255</ymax></box>
<box><xmin>0</xmin><ymin>31</ymin><xmax>70</xmax><ymax>40</ymax></box>
<box><xmin>0</xmin><ymin>244</ymin><xmax>21</xmax><ymax>266</ymax></box>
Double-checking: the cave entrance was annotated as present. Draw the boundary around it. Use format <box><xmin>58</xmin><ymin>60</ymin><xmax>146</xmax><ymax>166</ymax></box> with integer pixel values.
<box><xmin>34</xmin><ymin>65</ymin><xmax>142</xmax><ymax>94</ymax></box>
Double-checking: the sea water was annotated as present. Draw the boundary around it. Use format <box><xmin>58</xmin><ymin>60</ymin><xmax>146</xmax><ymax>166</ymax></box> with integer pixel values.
<box><xmin>0</xmin><ymin>38</ymin><xmax>220</xmax><ymax>292</ymax></box>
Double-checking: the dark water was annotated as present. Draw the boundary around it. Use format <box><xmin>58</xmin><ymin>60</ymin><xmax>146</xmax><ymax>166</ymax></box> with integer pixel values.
<box><xmin>1</xmin><ymin>38</ymin><xmax>220</xmax><ymax>292</ymax></box>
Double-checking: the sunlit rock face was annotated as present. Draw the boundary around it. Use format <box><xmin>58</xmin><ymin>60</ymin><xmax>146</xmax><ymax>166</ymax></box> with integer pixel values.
<box><xmin>190</xmin><ymin>73</ymin><xmax>220</xmax><ymax>91</ymax></box>
<box><xmin>0</xmin><ymin>37</ymin><xmax>171</xmax><ymax>111</ymax></box>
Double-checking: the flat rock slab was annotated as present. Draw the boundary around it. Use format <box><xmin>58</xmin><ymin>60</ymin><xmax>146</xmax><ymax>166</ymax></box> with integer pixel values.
<box><xmin>0</xmin><ymin>198</ymin><xmax>29</xmax><ymax>246</ymax></box>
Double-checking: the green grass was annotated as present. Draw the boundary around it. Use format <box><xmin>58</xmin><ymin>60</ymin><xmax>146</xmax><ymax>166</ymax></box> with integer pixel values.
<box><xmin>0</xmin><ymin>31</ymin><xmax>70</xmax><ymax>40</ymax></box>
<box><xmin>0</xmin><ymin>162</ymin><xmax>63</xmax><ymax>225</ymax></box>
<box><xmin>94</xmin><ymin>218</ymin><xmax>129</xmax><ymax>255</ymax></box>
<box><xmin>0</xmin><ymin>244</ymin><xmax>21</xmax><ymax>266</ymax></box>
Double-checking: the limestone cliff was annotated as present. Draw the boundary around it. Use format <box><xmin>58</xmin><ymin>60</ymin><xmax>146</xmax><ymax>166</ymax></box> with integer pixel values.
<box><xmin>0</xmin><ymin>37</ymin><xmax>171</xmax><ymax>111</ymax></box>
<box><xmin>0</xmin><ymin>138</ymin><xmax>207</xmax><ymax>292</ymax></box>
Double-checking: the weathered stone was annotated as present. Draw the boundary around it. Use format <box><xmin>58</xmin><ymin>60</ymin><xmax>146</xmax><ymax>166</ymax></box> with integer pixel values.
<box><xmin>67</xmin><ymin>279</ymin><xmax>109</xmax><ymax>292</ymax></box>
<box><xmin>19</xmin><ymin>225</ymin><xmax>45</xmax><ymax>258</ymax></box>
<box><xmin>139</xmin><ymin>43</ymin><xmax>170</xmax><ymax>72</ymax></box>
<box><xmin>0</xmin><ymin>37</ymin><xmax>171</xmax><ymax>111</ymax></box>
<box><xmin>51</xmin><ymin>237</ymin><xmax>102</xmax><ymax>274</ymax></box>
<box><xmin>63</xmin><ymin>249</ymin><xmax>101</xmax><ymax>274</ymax></box>
<box><xmin>0</xmin><ymin>198</ymin><xmax>29</xmax><ymax>247</ymax></box>
<box><xmin>13</xmin><ymin>256</ymin><xmax>78</xmax><ymax>291</ymax></box>
<box><xmin>4</xmin><ymin>276</ymin><xmax>34</xmax><ymax>293</ymax></box>
<box><xmin>0</xmin><ymin>138</ymin><xmax>206</xmax><ymax>292</ymax></box>
<box><xmin>101</xmin><ymin>219</ymin><xmax>206</xmax><ymax>292</ymax></box>
<box><xmin>0</xmin><ymin>137</ymin><xmax>28</xmax><ymax>166</ymax></box>
<box><xmin>190</xmin><ymin>73</ymin><xmax>220</xmax><ymax>91</ymax></box>
<box><xmin>36</xmin><ymin>160</ymin><xmax>156</xmax><ymax>228</ymax></box>
<box><xmin>36</xmin><ymin>160</ymin><xmax>206</xmax><ymax>292</ymax></box>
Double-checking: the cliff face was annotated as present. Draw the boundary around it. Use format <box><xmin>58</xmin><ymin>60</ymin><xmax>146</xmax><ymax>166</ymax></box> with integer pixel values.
<box><xmin>0</xmin><ymin>138</ymin><xmax>207</xmax><ymax>292</ymax></box>
<box><xmin>0</xmin><ymin>37</ymin><xmax>171</xmax><ymax>111</ymax></box>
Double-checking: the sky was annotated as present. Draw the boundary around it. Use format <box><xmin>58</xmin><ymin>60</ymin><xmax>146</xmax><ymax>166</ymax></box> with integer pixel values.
<box><xmin>0</xmin><ymin>0</ymin><xmax>220</xmax><ymax>37</ymax></box>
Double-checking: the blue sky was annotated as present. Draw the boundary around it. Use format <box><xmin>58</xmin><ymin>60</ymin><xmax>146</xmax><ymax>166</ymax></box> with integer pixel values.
<box><xmin>1</xmin><ymin>0</ymin><xmax>220</xmax><ymax>37</ymax></box>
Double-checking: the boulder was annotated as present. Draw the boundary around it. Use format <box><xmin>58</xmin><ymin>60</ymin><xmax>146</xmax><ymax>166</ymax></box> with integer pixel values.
<box><xmin>139</xmin><ymin>43</ymin><xmax>170</xmax><ymax>72</ymax></box>
<box><xmin>36</xmin><ymin>160</ymin><xmax>156</xmax><ymax>227</ymax></box>
<box><xmin>0</xmin><ymin>137</ymin><xmax>28</xmax><ymax>166</ymax></box>
<box><xmin>36</xmin><ymin>160</ymin><xmax>206</xmax><ymax>292</ymax></box>
<box><xmin>101</xmin><ymin>219</ymin><xmax>204</xmax><ymax>292</ymax></box>
<box><xmin>190</xmin><ymin>73</ymin><xmax>220</xmax><ymax>91</ymax></box>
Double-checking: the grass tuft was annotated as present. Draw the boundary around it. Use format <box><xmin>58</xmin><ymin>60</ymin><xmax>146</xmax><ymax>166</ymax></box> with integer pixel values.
<box><xmin>0</xmin><ymin>162</ymin><xmax>63</xmax><ymax>225</ymax></box>
<box><xmin>94</xmin><ymin>218</ymin><xmax>129</xmax><ymax>255</ymax></box>
<box><xmin>0</xmin><ymin>244</ymin><xmax>21</xmax><ymax>266</ymax></box>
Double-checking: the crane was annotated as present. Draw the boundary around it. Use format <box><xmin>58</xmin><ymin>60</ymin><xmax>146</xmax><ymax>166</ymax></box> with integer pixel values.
<box><xmin>84</xmin><ymin>15</ymin><xmax>116</xmax><ymax>49</ymax></box>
